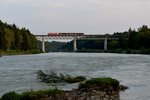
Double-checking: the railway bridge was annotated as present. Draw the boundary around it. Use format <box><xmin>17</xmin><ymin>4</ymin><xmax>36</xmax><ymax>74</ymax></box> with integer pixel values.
<box><xmin>35</xmin><ymin>33</ymin><xmax>119</xmax><ymax>52</ymax></box>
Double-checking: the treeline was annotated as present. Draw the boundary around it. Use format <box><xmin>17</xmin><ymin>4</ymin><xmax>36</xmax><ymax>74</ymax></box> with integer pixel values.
<box><xmin>115</xmin><ymin>25</ymin><xmax>150</xmax><ymax>50</ymax></box>
<box><xmin>109</xmin><ymin>25</ymin><xmax>150</xmax><ymax>54</ymax></box>
<box><xmin>0</xmin><ymin>20</ymin><xmax>38</xmax><ymax>53</ymax></box>
<box><xmin>60</xmin><ymin>25</ymin><xmax>150</xmax><ymax>54</ymax></box>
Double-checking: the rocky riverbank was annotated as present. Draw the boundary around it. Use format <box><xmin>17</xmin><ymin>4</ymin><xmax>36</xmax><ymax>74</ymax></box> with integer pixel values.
<box><xmin>64</xmin><ymin>88</ymin><xmax>120</xmax><ymax>100</ymax></box>
<box><xmin>0</xmin><ymin>78</ymin><xmax>128</xmax><ymax>100</ymax></box>
<box><xmin>30</xmin><ymin>85</ymin><xmax>127</xmax><ymax>100</ymax></box>
<box><xmin>38</xmin><ymin>90</ymin><xmax>119</xmax><ymax>100</ymax></box>
<box><xmin>40</xmin><ymin>84</ymin><xmax>127</xmax><ymax>100</ymax></box>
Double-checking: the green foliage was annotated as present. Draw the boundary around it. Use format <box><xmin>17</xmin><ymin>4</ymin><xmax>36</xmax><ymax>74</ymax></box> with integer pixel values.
<box><xmin>1</xmin><ymin>91</ymin><xmax>20</xmax><ymax>100</ymax></box>
<box><xmin>0</xmin><ymin>89</ymin><xmax>62</xmax><ymax>100</ymax></box>
<box><xmin>0</xmin><ymin>49</ymin><xmax>40</xmax><ymax>55</ymax></box>
<box><xmin>20</xmin><ymin>89</ymin><xmax>62</xmax><ymax>100</ymax></box>
<box><xmin>108</xmin><ymin>40</ymin><xmax>119</xmax><ymax>49</ymax></box>
<box><xmin>79</xmin><ymin>78</ymin><xmax>120</xmax><ymax>91</ymax></box>
<box><xmin>0</xmin><ymin>20</ymin><xmax>38</xmax><ymax>53</ymax></box>
<box><xmin>20</xmin><ymin>90</ymin><xmax>44</xmax><ymax>100</ymax></box>
<box><xmin>128</xmin><ymin>25</ymin><xmax>150</xmax><ymax>50</ymax></box>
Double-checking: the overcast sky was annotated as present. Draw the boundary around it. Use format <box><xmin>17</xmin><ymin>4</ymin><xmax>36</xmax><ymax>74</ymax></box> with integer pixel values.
<box><xmin>0</xmin><ymin>0</ymin><xmax>150</xmax><ymax>35</ymax></box>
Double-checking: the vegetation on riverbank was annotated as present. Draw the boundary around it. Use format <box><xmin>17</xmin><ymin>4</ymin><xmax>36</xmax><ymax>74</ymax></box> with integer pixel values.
<box><xmin>0</xmin><ymin>20</ymin><xmax>39</xmax><ymax>55</ymax></box>
<box><xmin>0</xmin><ymin>49</ymin><xmax>40</xmax><ymax>56</ymax></box>
<box><xmin>0</xmin><ymin>89</ymin><xmax>63</xmax><ymax>100</ymax></box>
<box><xmin>0</xmin><ymin>77</ymin><xmax>128</xmax><ymax>100</ymax></box>
<box><xmin>79</xmin><ymin>78</ymin><xmax>120</xmax><ymax>91</ymax></box>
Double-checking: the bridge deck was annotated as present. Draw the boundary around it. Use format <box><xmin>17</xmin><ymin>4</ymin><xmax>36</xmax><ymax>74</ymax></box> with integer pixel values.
<box><xmin>35</xmin><ymin>34</ymin><xmax>119</xmax><ymax>40</ymax></box>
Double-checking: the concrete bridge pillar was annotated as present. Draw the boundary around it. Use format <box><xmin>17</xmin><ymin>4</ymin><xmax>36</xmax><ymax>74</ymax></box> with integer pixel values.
<box><xmin>104</xmin><ymin>37</ymin><xmax>107</xmax><ymax>51</ymax></box>
<box><xmin>73</xmin><ymin>38</ymin><xmax>77</xmax><ymax>51</ymax></box>
<box><xmin>42</xmin><ymin>36</ymin><xmax>45</xmax><ymax>52</ymax></box>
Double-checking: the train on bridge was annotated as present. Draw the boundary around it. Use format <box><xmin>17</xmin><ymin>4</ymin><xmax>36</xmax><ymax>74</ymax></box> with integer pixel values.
<box><xmin>36</xmin><ymin>32</ymin><xmax>119</xmax><ymax>52</ymax></box>
<box><xmin>48</xmin><ymin>32</ymin><xmax>84</xmax><ymax>36</ymax></box>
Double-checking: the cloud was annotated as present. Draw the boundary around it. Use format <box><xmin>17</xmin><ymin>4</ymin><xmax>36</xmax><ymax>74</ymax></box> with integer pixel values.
<box><xmin>0</xmin><ymin>0</ymin><xmax>150</xmax><ymax>34</ymax></box>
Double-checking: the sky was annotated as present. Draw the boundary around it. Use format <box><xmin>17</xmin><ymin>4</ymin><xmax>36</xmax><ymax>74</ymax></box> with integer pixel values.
<box><xmin>0</xmin><ymin>0</ymin><xmax>150</xmax><ymax>35</ymax></box>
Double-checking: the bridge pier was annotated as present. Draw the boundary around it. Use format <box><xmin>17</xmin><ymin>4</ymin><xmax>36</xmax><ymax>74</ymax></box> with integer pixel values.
<box><xmin>104</xmin><ymin>37</ymin><xmax>107</xmax><ymax>51</ymax></box>
<box><xmin>42</xmin><ymin>36</ymin><xmax>45</xmax><ymax>52</ymax></box>
<box><xmin>73</xmin><ymin>38</ymin><xmax>77</xmax><ymax>51</ymax></box>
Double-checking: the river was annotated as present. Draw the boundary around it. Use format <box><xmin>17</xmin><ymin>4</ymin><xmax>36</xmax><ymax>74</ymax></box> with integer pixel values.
<box><xmin>0</xmin><ymin>53</ymin><xmax>150</xmax><ymax>100</ymax></box>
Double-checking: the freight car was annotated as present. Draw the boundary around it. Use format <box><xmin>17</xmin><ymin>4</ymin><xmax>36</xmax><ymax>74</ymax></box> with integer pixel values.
<box><xmin>59</xmin><ymin>33</ymin><xmax>84</xmax><ymax>36</ymax></box>
<box><xmin>48</xmin><ymin>32</ymin><xmax>84</xmax><ymax>36</ymax></box>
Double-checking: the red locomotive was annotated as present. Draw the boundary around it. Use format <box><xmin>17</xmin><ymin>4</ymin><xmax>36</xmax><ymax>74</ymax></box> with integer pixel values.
<box><xmin>47</xmin><ymin>32</ymin><xmax>59</xmax><ymax>36</ymax></box>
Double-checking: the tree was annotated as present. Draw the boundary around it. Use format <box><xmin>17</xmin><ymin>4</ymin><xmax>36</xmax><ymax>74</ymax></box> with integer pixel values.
<box><xmin>3</xmin><ymin>28</ymin><xmax>14</xmax><ymax>50</ymax></box>
<box><xmin>118</xmin><ymin>32</ymin><xmax>128</xmax><ymax>49</ymax></box>
<box><xmin>138</xmin><ymin>25</ymin><xmax>149</xmax><ymax>32</ymax></box>
<box><xmin>128</xmin><ymin>28</ymin><xmax>140</xmax><ymax>49</ymax></box>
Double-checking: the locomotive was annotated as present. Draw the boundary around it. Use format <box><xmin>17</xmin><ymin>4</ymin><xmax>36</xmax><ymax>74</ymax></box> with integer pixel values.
<box><xmin>47</xmin><ymin>32</ymin><xmax>59</xmax><ymax>36</ymax></box>
<box><xmin>48</xmin><ymin>32</ymin><xmax>84</xmax><ymax>36</ymax></box>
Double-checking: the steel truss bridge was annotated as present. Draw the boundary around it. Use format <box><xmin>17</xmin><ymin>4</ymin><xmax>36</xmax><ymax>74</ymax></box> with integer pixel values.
<box><xmin>35</xmin><ymin>34</ymin><xmax>119</xmax><ymax>52</ymax></box>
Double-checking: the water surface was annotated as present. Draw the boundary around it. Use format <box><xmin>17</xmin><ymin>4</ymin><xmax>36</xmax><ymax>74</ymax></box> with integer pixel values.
<box><xmin>0</xmin><ymin>53</ymin><xmax>150</xmax><ymax>100</ymax></box>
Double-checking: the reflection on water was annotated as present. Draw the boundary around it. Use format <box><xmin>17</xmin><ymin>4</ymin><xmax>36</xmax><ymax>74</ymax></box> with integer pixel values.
<box><xmin>0</xmin><ymin>53</ymin><xmax>150</xmax><ymax>100</ymax></box>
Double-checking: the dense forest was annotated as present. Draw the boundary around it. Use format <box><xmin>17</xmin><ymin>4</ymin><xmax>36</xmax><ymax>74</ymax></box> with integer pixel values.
<box><xmin>0</xmin><ymin>20</ymin><xmax>38</xmax><ymax>54</ymax></box>
<box><xmin>58</xmin><ymin>25</ymin><xmax>150</xmax><ymax>54</ymax></box>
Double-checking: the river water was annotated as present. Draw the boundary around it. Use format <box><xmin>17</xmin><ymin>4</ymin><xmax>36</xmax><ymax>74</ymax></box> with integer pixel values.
<box><xmin>0</xmin><ymin>53</ymin><xmax>150</xmax><ymax>100</ymax></box>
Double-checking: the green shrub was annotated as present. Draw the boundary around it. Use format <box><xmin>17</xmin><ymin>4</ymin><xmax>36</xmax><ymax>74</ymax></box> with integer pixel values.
<box><xmin>20</xmin><ymin>90</ymin><xmax>45</xmax><ymax>100</ymax></box>
<box><xmin>1</xmin><ymin>91</ymin><xmax>20</xmax><ymax>100</ymax></box>
<box><xmin>20</xmin><ymin>89</ymin><xmax>62</xmax><ymax>100</ymax></box>
<box><xmin>79</xmin><ymin>78</ymin><xmax>120</xmax><ymax>91</ymax></box>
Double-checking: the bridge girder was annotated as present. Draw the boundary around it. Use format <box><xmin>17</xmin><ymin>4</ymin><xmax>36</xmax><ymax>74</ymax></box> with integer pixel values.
<box><xmin>35</xmin><ymin>34</ymin><xmax>119</xmax><ymax>52</ymax></box>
